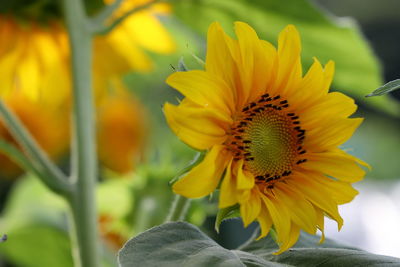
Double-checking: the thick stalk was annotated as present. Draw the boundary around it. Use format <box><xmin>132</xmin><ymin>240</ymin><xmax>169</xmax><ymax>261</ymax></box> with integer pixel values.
<box><xmin>165</xmin><ymin>194</ymin><xmax>191</xmax><ymax>222</ymax></box>
<box><xmin>62</xmin><ymin>0</ymin><xmax>99</xmax><ymax>266</ymax></box>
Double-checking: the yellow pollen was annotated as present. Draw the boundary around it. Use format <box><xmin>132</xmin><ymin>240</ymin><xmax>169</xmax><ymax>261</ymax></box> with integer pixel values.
<box><xmin>228</xmin><ymin>94</ymin><xmax>307</xmax><ymax>184</ymax></box>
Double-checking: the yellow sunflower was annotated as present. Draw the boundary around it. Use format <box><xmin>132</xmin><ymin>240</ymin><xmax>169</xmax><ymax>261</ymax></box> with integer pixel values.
<box><xmin>1</xmin><ymin>1</ymin><xmax>173</xmax><ymax>174</ymax></box>
<box><xmin>0</xmin><ymin>0</ymin><xmax>175</xmax><ymax>101</ymax></box>
<box><xmin>164</xmin><ymin>22</ymin><xmax>369</xmax><ymax>253</ymax></box>
<box><xmin>0</xmin><ymin>16</ymin><xmax>70</xmax><ymax>105</ymax></box>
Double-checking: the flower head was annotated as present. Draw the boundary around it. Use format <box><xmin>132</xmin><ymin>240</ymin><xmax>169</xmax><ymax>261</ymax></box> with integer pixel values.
<box><xmin>164</xmin><ymin>22</ymin><xmax>368</xmax><ymax>253</ymax></box>
<box><xmin>0</xmin><ymin>0</ymin><xmax>175</xmax><ymax>100</ymax></box>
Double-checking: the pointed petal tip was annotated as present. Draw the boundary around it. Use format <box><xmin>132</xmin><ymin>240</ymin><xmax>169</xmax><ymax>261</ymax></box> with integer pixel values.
<box><xmin>234</xmin><ymin>21</ymin><xmax>258</xmax><ymax>38</ymax></box>
<box><xmin>283</xmin><ymin>24</ymin><xmax>299</xmax><ymax>35</ymax></box>
<box><xmin>208</xmin><ymin>21</ymin><xmax>222</xmax><ymax>32</ymax></box>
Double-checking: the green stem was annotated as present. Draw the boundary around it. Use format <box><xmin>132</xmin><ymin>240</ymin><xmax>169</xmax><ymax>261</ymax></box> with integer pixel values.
<box><xmin>165</xmin><ymin>194</ymin><xmax>191</xmax><ymax>222</ymax></box>
<box><xmin>0</xmin><ymin>139</ymin><xmax>42</xmax><ymax>179</ymax></box>
<box><xmin>62</xmin><ymin>0</ymin><xmax>99</xmax><ymax>266</ymax></box>
<box><xmin>0</xmin><ymin>100</ymin><xmax>71</xmax><ymax>195</ymax></box>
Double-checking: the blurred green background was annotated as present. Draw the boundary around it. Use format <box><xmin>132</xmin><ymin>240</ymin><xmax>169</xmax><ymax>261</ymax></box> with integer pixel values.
<box><xmin>0</xmin><ymin>0</ymin><xmax>399</xmax><ymax>266</ymax></box>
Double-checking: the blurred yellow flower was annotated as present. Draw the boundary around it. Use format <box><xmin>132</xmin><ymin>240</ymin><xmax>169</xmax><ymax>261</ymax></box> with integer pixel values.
<box><xmin>97</xmin><ymin>81</ymin><xmax>148</xmax><ymax>174</ymax></box>
<box><xmin>0</xmin><ymin>0</ymin><xmax>176</xmax><ymax>101</ymax></box>
<box><xmin>0</xmin><ymin>17</ymin><xmax>70</xmax><ymax>105</ymax></box>
<box><xmin>0</xmin><ymin>1</ymin><xmax>173</xmax><ymax>174</ymax></box>
<box><xmin>164</xmin><ymin>22</ymin><xmax>369</xmax><ymax>253</ymax></box>
<box><xmin>0</xmin><ymin>92</ymin><xmax>69</xmax><ymax>178</ymax></box>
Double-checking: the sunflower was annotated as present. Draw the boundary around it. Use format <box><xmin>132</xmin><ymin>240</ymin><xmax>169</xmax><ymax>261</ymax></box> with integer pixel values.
<box><xmin>1</xmin><ymin>0</ymin><xmax>173</xmax><ymax>174</ymax></box>
<box><xmin>164</xmin><ymin>22</ymin><xmax>368</xmax><ymax>253</ymax></box>
<box><xmin>0</xmin><ymin>16</ymin><xmax>70</xmax><ymax>105</ymax></box>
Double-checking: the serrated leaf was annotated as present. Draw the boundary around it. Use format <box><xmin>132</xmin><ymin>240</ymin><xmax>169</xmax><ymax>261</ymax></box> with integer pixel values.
<box><xmin>242</xmin><ymin>231</ymin><xmax>400</xmax><ymax>266</ymax></box>
<box><xmin>118</xmin><ymin>222</ymin><xmax>284</xmax><ymax>267</ymax></box>
<box><xmin>172</xmin><ymin>0</ymin><xmax>400</xmax><ymax>116</ymax></box>
<box><xmin>366</xmin><ymin>79</ymin><xmax>400</xmax><ymax>97</ymax></box>
<box><xmin>215</xmin><ymin>204</ymin><xmax>240</xmax><ymax>232</ymax></box>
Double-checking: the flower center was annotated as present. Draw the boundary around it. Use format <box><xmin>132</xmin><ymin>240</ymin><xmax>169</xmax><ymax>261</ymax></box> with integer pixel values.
<box><xmin>228</xmin><ymin>94</ymin><xmax>307</xmax><ymax>185</ymax></box>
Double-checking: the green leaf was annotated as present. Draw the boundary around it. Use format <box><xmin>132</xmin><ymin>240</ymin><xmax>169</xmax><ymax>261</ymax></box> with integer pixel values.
<box><xmin>242</xmin><ymin>231</ymin><xmax>400</xmax><ymax>266</ymax></box>
<box><xmin>118</xmin><ymin>222</ymin><xmax>283</xmax><ymax>267</ymax></box>
<box><xmin>172</xmin><ymin>0</ymin><xmax>400</xmax><ymax>116</ymax></box>
<box><xmin>1</xmin><ymin>176</ymin><xmax>67</xmax><ymax>230</ymax></box>
<box><xmin>366</xmin><ymin>79</ymin><xmax>400</xmax><ymax>97</ymax></box>
<box><xmin>261</xmin><ymin>248</ymin><xmax>400</xmax><ymax>267</ymax></box>
<box><xmin>215</xmin><ymin>204</ymin><xmax>240</xmax><ymax>232</ymax></box>
<box><xmin>0</xmin><ymin>225</ymin><xmax>73</xmax><ymax>267</ymax></box>
<box><xmin>242</xmin><ymin>231</ymin><xmax>359</xmax><ymax>254</ymax></box>
<box><xmin>119</xmin><ymin>222</ymin><xmax>400</xmax><ymax>266</ymax></box>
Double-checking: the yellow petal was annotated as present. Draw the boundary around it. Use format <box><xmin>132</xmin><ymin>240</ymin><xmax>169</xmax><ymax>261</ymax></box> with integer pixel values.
<box><xmin>288</xmin><ymin>173</ymin><xmax>343</xmax><ymax>230</ymax></box>
<box><xmin>274</xmin><ymin>223</ymin><xmax>300</xmax><ymax>255</ymax></box>
<box><xmin>260</xmin><ymin>40</ymin><xmax>278</xmax><ymax>93</ymax></box>
<box><xmin>301</xmin><ymin>149</ymin><xmax>366</xmax><ymax>182</ymax></box>
<box><xmin>121</xmin><ymin>12</ymin><xmax>176</xmax><ymax>54</ymax></box>
<box><xmin>205</xmin><ymin>22</ymin><xmax>237</xmax><ymax>99</ymax></box>
<box><xmin>173</xmin><ymin>145</ymin><xmax>230</xmax><ymax>198</ymax></box>
<box><xmin>315</xmin><ymin>207</ymin><xmax>326</xmax><ymax>243</ymax></box>
<box><xmin>101</xmin><ymin>27</ymin><xmax>153</xmax><ymax>72</ymax></box>
<box><xmin>261</xmin><ymin>193</ymin><xmax>291</xmax><ymax>247</ymax></box>
<box><xmin>301</xmin><ymin>92</ymin><xmax>357</xmax><ymax>128</ymax></box>
<box><xmin>240</xmin><ymin>187</ymin><xmax>262</xmax><ymax>227</ymax></box>
<box><xmin>166</xmin><ymin>70</ymin><xmax>234</xmax><ymax>115</ymax></box>
<box><xmin>274</xmin><ymin>183</ymin><xmax>317</xmax><ymax>235</ymax></box>
<box><xmin>305</xmin><ymin>118</ymin><xmax>363</xmax><ymax>151</ymax></box>
<box><xmin>291</xmin><ymin>58</ymin><xmax>324</xmax><ymax>109</ymax></box>
<box><xmin>164</xmin><ymin>102</ymin><xmax>229</xmax><ymax>150</ymax></box>
<box><xmin>234</xmin><ymin>21</ymin><xmax>257</xmax><ymax>106</ymax></box>
<box><xmin>219</xmin><ymin>159</ymin><xmax>238</xmax><ymax>208</ymax></box>
<box><xmin>235</xmin><ymin>159</ymin><xmax>255</xmax><ymax>190</ymax></box>
<box><xmin>274</xmin><ymin>25</ymin><xmax>302</xmax><ymax>96</ymax></box>
<box><xmin>235</xmin><ymin>22</ymin><xmax>276</xmax><ymax>103</ymax></box>
<box><xmin>322</xmin><ymin>60</ymin><xmax>335</xmax><ymax>92</ymax></box>
<box><xmin>16</xmin><ymin>47</ymin><xmax>40</xmax><ymax>100</ymax></box>
<box><xmin>311</xmin><ymin>175</ymin><xmax>358</xmax><ymax>205</ymax></box>
<box><xmin>256</xmin><ymin>204</ymin><xmax>273</xmax><ymax>240</ymax></box>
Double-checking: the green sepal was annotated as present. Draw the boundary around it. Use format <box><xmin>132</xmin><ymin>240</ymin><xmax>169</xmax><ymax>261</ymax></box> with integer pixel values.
<box><xmin>215</xmin><ymin>204</ymin><xmax>240</xmax><ymax>233</ymax></box>
<box><xmin>169</xmin><ymin>152</ymin><xmax>206</xmax><ymax>185</ymax></box>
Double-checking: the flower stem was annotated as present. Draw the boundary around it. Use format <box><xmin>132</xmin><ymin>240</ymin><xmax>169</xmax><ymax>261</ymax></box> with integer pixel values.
<box><xmin>0</xmin><ymin>100</ymin><xmax>71</xmax><ymax>195</ymax></box>
<box><xmin>165</xmin><ymin>194</ymin><xmax>191</xmax><ymax>222</ymax></box>
<box><xmin>62</xmin><ymin>0</ymin><xmax>99</xmax><ymax>266</ymax></box>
